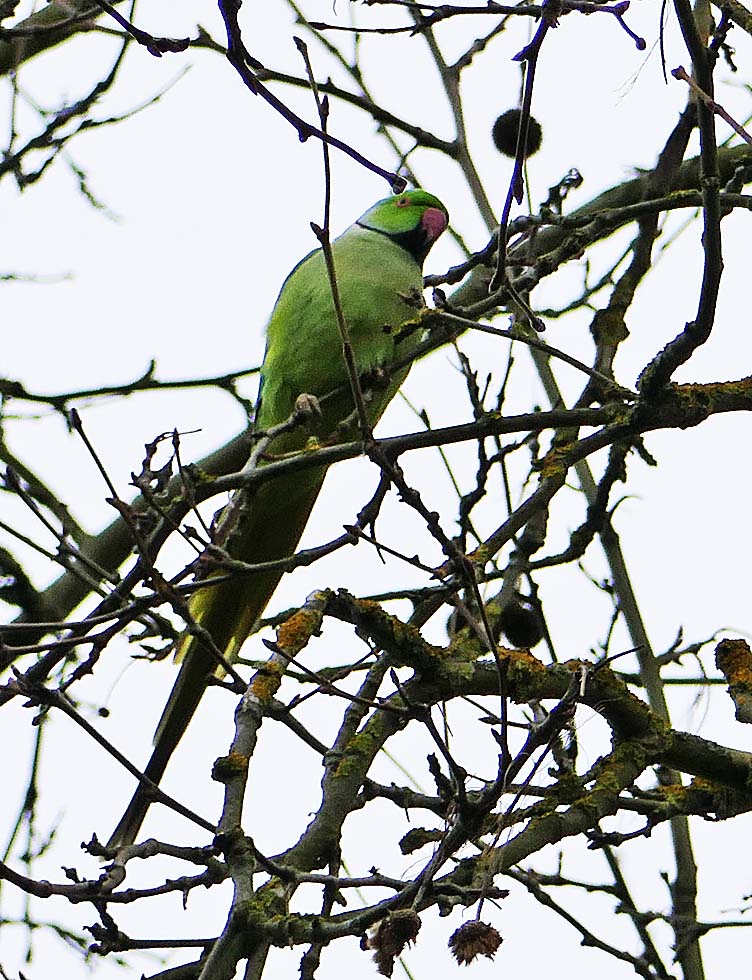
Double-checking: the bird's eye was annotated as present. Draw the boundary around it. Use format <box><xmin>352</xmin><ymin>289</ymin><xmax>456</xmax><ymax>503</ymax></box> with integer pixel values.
<box><xmin>395</xmin><ymin>197</ymin><xmax>409</xmax><ymax>207</ymax></box>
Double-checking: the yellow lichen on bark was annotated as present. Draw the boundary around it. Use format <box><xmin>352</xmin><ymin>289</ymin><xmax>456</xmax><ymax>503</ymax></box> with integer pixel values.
<box><xmin>715</xmin><ymin>638</ymin><xmax>752</xmax><ymax>724</ymax></box>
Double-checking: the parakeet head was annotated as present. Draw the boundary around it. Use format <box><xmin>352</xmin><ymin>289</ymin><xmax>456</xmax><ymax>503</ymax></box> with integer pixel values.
<box><xmin>357</xmin><ymin>189</ymin><xmax>448</xmax><ymax>266</ymax></box>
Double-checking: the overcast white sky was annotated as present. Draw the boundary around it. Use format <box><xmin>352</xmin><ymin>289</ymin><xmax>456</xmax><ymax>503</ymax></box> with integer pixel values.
<box><xmin>2</xmin><ymin>0</ymin><xmax>752</xmax><ymax>977</ymax></box>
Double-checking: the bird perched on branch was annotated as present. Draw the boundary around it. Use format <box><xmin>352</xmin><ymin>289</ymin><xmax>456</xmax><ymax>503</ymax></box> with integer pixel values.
<box><xmin>108</xmin><ymin>188</ymin><xmax>449</xmax><ymax>847</ymax></box>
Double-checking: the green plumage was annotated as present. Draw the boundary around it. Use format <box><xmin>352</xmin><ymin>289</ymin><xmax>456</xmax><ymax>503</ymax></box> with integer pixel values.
<box><xmin>108</xmin><ymin>189</ymin><xmax>448</xmax><ymax>848</ymax></box>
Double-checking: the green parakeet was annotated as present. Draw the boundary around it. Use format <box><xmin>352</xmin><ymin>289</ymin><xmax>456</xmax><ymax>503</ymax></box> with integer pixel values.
<box><xmin>108</xmin><ymin>189</ymin><xmax>448</xmax><ymax>848</ymax></box>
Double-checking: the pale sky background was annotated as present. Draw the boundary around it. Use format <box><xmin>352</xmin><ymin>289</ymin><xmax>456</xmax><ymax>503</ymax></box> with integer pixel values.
<box><xmin>2</xmin><ymin>0</ymin><xmax>752</xmax><ymax>977</ymax></box>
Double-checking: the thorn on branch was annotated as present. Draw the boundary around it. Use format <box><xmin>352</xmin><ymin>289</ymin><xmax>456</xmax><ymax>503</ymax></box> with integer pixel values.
<box><xmin>672</xmin><ymin>65</ymin><xmax>752</xmax><ymax>147</ymax></box>
<box><xmin>92</xmin><ymin>0</ymin><xmax>189</xmax><ymax>56</ymax></box>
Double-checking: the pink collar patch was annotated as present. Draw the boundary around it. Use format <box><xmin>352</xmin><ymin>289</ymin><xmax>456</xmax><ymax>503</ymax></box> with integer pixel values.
<box><xmin>422</xmin><ymin>207</ymin><xmax>448</xmax><ymax>241</ymax></box>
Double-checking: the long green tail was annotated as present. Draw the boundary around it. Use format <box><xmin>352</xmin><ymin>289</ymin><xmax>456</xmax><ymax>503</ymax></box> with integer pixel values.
<box><xmin>107</xmin><ymin>460</ymin><xmax>325</xmax><ymax>848</ymax></box>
